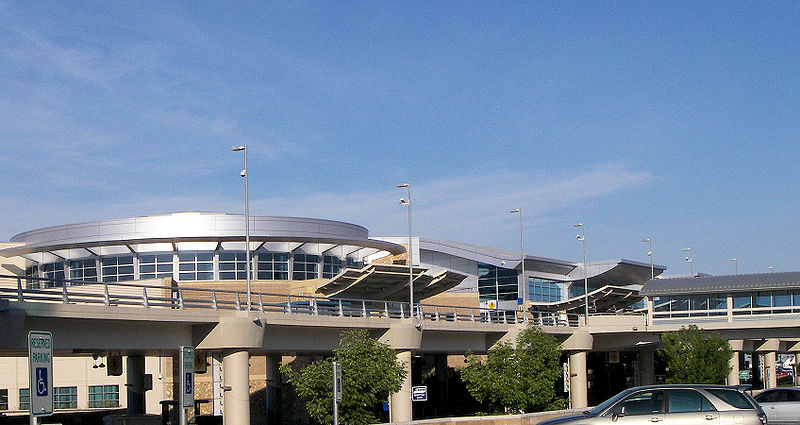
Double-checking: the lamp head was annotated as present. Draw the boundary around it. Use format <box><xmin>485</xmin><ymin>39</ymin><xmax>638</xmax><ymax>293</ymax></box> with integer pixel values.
<box><xmin>573</xmin><ymin>222</ymin><xmax>583</xmax><ymax>228</ymax></box>
<box><xmin>231</xmin><ymin>145</ymin><xmax>245</xmax><ymax>152</ymax></box>
<box><xmin>642</xmin><ymin>238</ymin><xmax>650</xmax><ymax>242</ymax></box>
<box><xmin>510</xmin><ymin>208</ymin><xmax>520</xmax><ymax>213</ymax></box>
<box><xmin>397</xmin><ymin>183</ymin><xmax>409</xmax><ymax>188</ymax></box>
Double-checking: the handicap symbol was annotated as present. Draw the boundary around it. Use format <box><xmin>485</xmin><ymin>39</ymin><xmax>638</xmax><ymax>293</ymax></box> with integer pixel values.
<box><xmin>36</xmin><ymin>367</ymin><xmax>48</xmax><ymax>396</ymax></box>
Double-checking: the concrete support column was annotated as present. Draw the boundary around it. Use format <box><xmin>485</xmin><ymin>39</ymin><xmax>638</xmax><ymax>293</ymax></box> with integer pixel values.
<box><xmin>727</xmin><ymin>352</ymin><xmax>740</xmax><ymax>385</ymax></box>
<box><xmin>637</xmin><ymin>349</ymin><xmax>655</xmax><ymax>386</ymax></box>
<box><xmin>223</xmin><ymin>350</ymin><xmax>251</xmax><ymax>425</ymax></box>
<box><xmin>265</xmin><ymin>354</ymin><xmax>282</xmax><ymax>425</ymax></box>
<box><xmin>126</xmin><ymin>355</ymin><xmax>146</xmax><ymax>415</ymax></box>
<box><xmin>390</xmin><ymin>350</ymin><xmax>412</xmax><ymax>422</ymax></box>
<box><xmin>765</xmin><ymin>351</ymin><xmax>777</xmax><ymax>389</ymax></box>
<box><xmin>568</xmin><ymin>351</ymin><xmax>588</xmax><ymax>409</ymax></box>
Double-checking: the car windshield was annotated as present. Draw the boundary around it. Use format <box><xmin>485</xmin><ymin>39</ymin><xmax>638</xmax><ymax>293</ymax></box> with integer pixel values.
<box><xmin>706</xmin><ymin>388</ymin><xmax>755</xmax><ymax>409</ymax></box>
<box><xmin>587</xmin><ymin>388</ymin><xmax>635</xmax><ymax>416</ymax></box>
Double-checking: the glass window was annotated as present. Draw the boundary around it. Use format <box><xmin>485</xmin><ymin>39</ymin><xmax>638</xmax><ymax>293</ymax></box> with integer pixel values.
<box><xmin>794</xmin><ymin>292</ymin><xmax>800</xmax><ymax>307</ymax></box>
<box><xmin>733</xmin><ymin>293</ymin><xmax>752</xmax><ymax>309</ymax></box>
<box><xmin>139</xmin><ymin>254</ymin><xmax>173</xmax><ymax>279</ymax></box>
<box><xmin>707</xmin><ymin>389</ymin><xmax>753</xmax><ymax>409</ymax></box>
<box><xmin>774</xmin><ymin>292</ymin><xmax>791</xmax><ymax>307</ymax></box>
<box><xmin>710</xmin><ymin>295</ymin><xmax>727</xmax><ymax>310</ymax></box>
<box><xmin>672</xmin><ymin>296</ymin><xmax>689</xmax><ymax>311</ymax></box>
<box><xmin>219</xmin><ymin>251</ymin><xmax>249</xmax><ymax>280</ymax></box>
<box><xmin>530</xmin><ymin>279</ymin><xmax>563</xmax><ymax>302</ymax></box>
<box><xmin>691</xmin><ymin>296</ymin><xmax>709</xmax><ymax>311</ymax></box>
<box><xmin>41</xmin><ymin>262</ymin><xmax>66</xmax><ymax>287</ymax></box>
<box><xmin>292</xmin><ymin>253</ymin><xmax>319</xmax><ymax>280</ymax></box>
<box><xmin>755</xmin><ymin>292</ymin><xmax>772</xmax><ymax>308</ymax></box>
<box><xmin>345</xmin><ymin>257</ymin><xmax>363</xmax><ymax>269</ymax></box>
<box><xmin>54</xmin><ymin>386</ymin><xmax>78</xmax><ymax>409</ymax></box>
<box><xmin>667</xmin><ymin>389</ymin><xmax>715</xmax><ymax>413</ymax></box>
<box><xmin>257</xmin><ymin>252</ymin><xmax>289</xmax><ymax>280</ymax></box>
<box><xmin>322</xmin><ymin>255</ymin><xmax>342</xmax><ymax>278</ymax></box>
<box><xmin>19</xmin><ymin>388</ymin><xmax>29</xmax><ymax>410</ymax></box>
<box><xmin>89</xmin><ymin>385</ymin><xmax>119</xmax><ymax>408</ymax></box>
<box><xmin>69</xmin><ymin>258</ymin><xmax>98</xmax><ymax>284</ymax></box>
<box><xmin>615</xmin><ymin>390</ymin><xmax>665</xmax><ymax>415</ymax></box>
<box><xmin>653</xmin><ymin>296</ymin><xmax>671</xmax><ymax>312</ymax></box>
<box><xmin>101</xmin><ymin>255</ymin><xmax>135</xmax><ymax>282</ymax></box>
<box><xmin>177</xmin><ymin>252</ymin><xmax>214</xmax><ymax>281</ymax></box>
<box><xmin>0</xmin><ymin>389</ymin><xmax>7</xmax><ymax>411</ymax></box>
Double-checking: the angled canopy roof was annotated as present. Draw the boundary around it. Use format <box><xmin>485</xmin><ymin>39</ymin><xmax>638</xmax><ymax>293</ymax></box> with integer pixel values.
<box><xmin>316</xmin><ymin>263</ymin><xmax>467</xmax><ymax>301</ymax></box>
<box><xmin>640</xmin><ymin>271</ymin><xmax>800</xmax><ymax>296</ymax></box>
<box><xmin>529</xmin><ymin>285</ymin><xmax>643</xmax><ymax>313</ymax></box>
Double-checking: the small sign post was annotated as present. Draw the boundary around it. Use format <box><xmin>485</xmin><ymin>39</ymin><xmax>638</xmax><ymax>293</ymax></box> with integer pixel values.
<box><xmin>332</xmin><ymin>362</ymin><xmax>342</xmax><ymax>425</ymax></box>
<box><xmin>739</xmin><ymin>369</ymin><xmax>751</xmax><ymax>380</ymax></box>
<box><xmin>179</xmin><ymin>346</ymin><xmax>195</xmax><ymax>425</ymax></box>
<box><xmin>28</xmin><ymin>331</ymin><xmax>53</xmax><ymax>424</ymax></box>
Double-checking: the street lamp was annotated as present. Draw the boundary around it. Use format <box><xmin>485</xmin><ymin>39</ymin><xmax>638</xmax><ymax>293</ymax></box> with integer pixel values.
<box><xmin>767</xmin><ymin>266</ymin><xmax>775</xmax><ymax>273</ymax></box>
<box><xmin>730</xmin><ymin>258</ymin><xmax>738</xmax><ymax>275</ymax></box>
<box><xmin>231</xmin><ymin>145</ymin><xmax>251</xmax><ymax>310</ymax></box>
<box><xmin>574</xmin><ymin>223</ymin><xmax>589</xmax><ymax>324</ymax></box>
<box><xmin>642</xmin><ymin>238</ymin><xmax>654</xmax><ymax>280</ymax></box>
<box><xmin>397</xmin><ymin>183</ymin><xmax>413</xmax><ymax>317</ymax></box>
<box><xmin>510</xmin><ymin>209</ymin><xmax>526</xmax><ymax>313</ymax></box>
<box><xmin>683</xmin><ymin>247</ymin><xmax>693</xmax><ymax>276</ymax></box>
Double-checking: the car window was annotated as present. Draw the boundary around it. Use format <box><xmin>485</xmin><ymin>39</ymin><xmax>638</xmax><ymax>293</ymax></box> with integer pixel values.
<box><xmin>614</xmin><ymin>390</ymin><xmax>665</xmax><ymax>416</ymax></box>
<box><xmin>667</xmin><ymin>389</ymin><xmax>716</xmax><ymax>413</ymax></box>
<box><xmin>786</xmin><ymin>391</ymin><xmax>800</xmax><ymax>402</ymax></box>
<box><xmin>708</xmin><ymin>389</ymin><xmax>755</xmax><ymax>409</ymax></box>
<box><xmin>755</xmin><ymin>390</ymin><xmax>783</xmax><ymax>403</ymax></box>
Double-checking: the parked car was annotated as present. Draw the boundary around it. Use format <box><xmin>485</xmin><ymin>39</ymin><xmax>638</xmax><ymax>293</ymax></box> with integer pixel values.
<box><xmin>538</xmin><ymin>384</ymin><xmax>767</xmax><ymax>425</ymax></box>
<box><xmin>754</xmin><ymin>387</ymin><xmax>800</xmax><ymax>425</ymax></box>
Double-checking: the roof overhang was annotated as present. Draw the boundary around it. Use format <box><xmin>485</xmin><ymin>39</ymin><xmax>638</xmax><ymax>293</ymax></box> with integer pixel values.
<box><xmin>530</xmin><ymin>285</ymin><xmax>644</xmax><ymax>313</ymax></box>
<box><xmin>316</xmin><ymin>263</ymin><xmax>468</xmax><ymax>301</ymax></box>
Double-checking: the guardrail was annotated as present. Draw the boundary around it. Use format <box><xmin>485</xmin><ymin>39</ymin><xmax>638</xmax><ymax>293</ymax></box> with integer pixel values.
<box><xmin>0</xmin><ymin>274</ymin><xmax>579</xmax><ymax>327</ymax></box>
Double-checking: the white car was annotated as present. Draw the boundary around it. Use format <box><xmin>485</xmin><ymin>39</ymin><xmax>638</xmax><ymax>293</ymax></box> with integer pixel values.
<box><xmin>754</xmin><ymin>387</ymin><xmax>800</xmax><ymax>425</ymax></box>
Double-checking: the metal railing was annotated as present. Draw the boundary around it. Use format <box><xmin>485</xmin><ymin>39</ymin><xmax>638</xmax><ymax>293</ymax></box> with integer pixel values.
<box><xmin>0</xmin><ymin>274</ymin><xmax>579</xmax><ymax>327</ymax></box>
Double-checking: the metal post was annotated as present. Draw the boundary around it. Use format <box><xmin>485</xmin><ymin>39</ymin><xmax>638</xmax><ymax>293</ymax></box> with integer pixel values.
<box><xmin>642</xmin><ymin>238</ymin><xmax>654</xmax><ymax>280</ymax></box>
<box><xmin>510</xmin><ymin>209</ymin><xmax>526</xmax><ymax>313</ymax></box>
<box><xmin>683</xmin><ymin>247</ymin><xmax>693</xmax><ymax>276</ymax></box>
<box><xmin>397</xmin><ymin>183</ymin><xmax>414</xmax><ymax>316</ymax></box>
<box><xmin>574</xmin><ymin>223</ymin><xmax>589</xmax><ymax>325</ymax></box>
<box><xmin>232</xmin><ymin>145</ymin><xmax>251</xmax><ymax>310</ymax></box>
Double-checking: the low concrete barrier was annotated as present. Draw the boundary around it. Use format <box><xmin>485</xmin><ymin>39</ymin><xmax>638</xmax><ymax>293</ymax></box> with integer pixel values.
<box><xmin>387</xmin><ymin>408</ymin><xmax>585</xmax><ymax>425</ymax></box>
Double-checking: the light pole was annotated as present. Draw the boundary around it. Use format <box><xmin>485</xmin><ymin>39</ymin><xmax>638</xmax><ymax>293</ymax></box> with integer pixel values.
<box><xmin>510</xmin><ymin>209</ymin><xmax>526</xmax><ymax>312</ymax></box>
<box><xmin>730</xmin><ymin>258</ymin><xmax>738</xmax><ymax>275</ymax></box>
<box><xmin>574</xmin><ymin>223</ymin><xmax>589</xmax><ymax>325</ymax></box>
<box><xmin>642</xmin><ymin>238</ymin><xmax>654</xmax><ymax>280</ymax></box>
<box><xmin>397</xmin><ymin>183</ymin><xmax>413</xmax><ymax>317</ymax></box>
<box><xmin>683</xmin><ymin>247</ymin><xmax>693</xmax><ymax>276</ymax></box>
<box><xmin>231</xmin><ymin>145</ymin><xmax>251</xmax><ymax>310</ymax></box>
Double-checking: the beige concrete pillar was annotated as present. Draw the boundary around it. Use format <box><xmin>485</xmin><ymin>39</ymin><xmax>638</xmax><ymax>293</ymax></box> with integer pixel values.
<box><xmin>765</xmin><ymin>351</ymin><xmax>777</xmax><ymax>389</ymax></box>
<box><xmin>569</xmin><ymin>351</ymin><xmax>588</xmax><ymax>409</ymax></box>
<box><xmin>389</xmin><ymin>350</ymin><xmax>412</xmax><ymax>422</ymax></box>
<box><xmin>637</xmin><ymin>349</ymin><xmax>655</xmax><ymax>386</ymax></box>
<box><xmin>223</xmin><ymin>350</ymin><xmax>251</xmax><ymax>425</ymax></box>
<box><xmin>727</xmin><ymin>352</ymin><xmax>740</xmax><ymax>385</ymax></box>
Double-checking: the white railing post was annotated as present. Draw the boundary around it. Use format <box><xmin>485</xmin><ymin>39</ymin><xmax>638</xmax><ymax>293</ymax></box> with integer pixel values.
<box><xmin>453</xmin><ymin>307</ymin><xmax>458</xmax><ymax>322</ymax></box>
<box><xmin>103</xmin><ymin>282</ymin><xmax>110</xmax><ymax>306</ymax></box>
<box><xmin>259</xmin><ymin>295</ymin><xmax>264</xmax><ymax>313</ymax></box>
<box><xmin>400</xmin><ymin>302</ymin><xmax>405</xmax><ymax>319</ymax></box>
<box><xmin>362</xmin><ymin>301</ymin><xmax>367</xmax><ymax>318</ymax></box>
<box><xmin>338</xmin><ymin>299</ymin><xmax>344</xmax><ymax>317</ymax></box>
<box><xmin>17</xmin><ymin>277</ymin><xmax>24</xmax><ymax>302</ymax></box>
<box><xmin>313</xmin><ymin>299</ymin><xmax>318</xmax><ymax>315</ymax></box>
<box><xmin>178</xmin><ymin>288</ymin><xmax>184</xmax><ymax>310</ymax></box>
<box><xmin>434</xmin><ymin>306</ymin><xmax>440</xmax><ymax>321</ymax></box>
<box><xmin>286</xmin><ymin>296</ymin><xmax>292</xmax><ymax>314</ymax></box>
<box><xmin>142</xmin><ymin>287</ymin><xmax>149</xmax><ymax>308</ymax></box>
<box><xmin>212</xmin><ymin>291</ymin><xmax>218</xmax><ymax>310</ymax></box>
<box><xmin>384</xmin><ymin>302</ymin><xmax>389</xmax><ymax>318</ymax></box>
<box><xmin>471</xmin><ymin>308</ymin><xmax>475</xmax><ymax>322</ymax></box>
<box><xmin>235</xmin><ymin>293</ymin><xmax>241</xmax><ymax>311</ymax></box>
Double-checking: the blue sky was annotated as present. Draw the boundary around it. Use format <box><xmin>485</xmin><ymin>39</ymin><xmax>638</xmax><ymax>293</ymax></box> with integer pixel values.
<box><xmin>1</xmin><ymin>2</ymin><xmax>798</xmax><ymax>276</ymax></box>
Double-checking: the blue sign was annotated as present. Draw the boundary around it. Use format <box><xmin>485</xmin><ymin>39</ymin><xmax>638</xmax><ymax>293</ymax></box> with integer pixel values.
<box><xmin>36</xmin><ymin>367</ymin><xmax>48</xmax><ymax>396</ymax></box>
<box><xmin>185</xmin><ymin>372</ymin><xmax>193</xmax><ymax>394</ymax></box>
<box><xmin>411</xmin><ymin>385</ymin><xmax>427</xmax><ymax>402</ymax></box>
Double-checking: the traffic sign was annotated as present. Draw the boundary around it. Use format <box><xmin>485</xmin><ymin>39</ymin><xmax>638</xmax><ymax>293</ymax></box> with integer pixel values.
<box><xmin>411</xmin><ymin>385</ymin><xmax>427</xmax><ymax>402</ymax></box>
<box><xmin>180</xmin><ymin>346</ymin><xmax>195</xmax><ymax>408</ymax></box>
<box><xmin>740</xmin><ymin>370</ymin><xmax>751</xmax><ymax>380</ymax></box>
<box><xmin>28</xmin><ymin>331</ymin><xmax>53</xmax><ymax>417</ymax></box>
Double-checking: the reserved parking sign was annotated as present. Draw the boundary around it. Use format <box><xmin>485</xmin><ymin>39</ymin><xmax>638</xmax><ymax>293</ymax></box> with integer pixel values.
<box><xmin>28</xmin><ymin>331</ymin><xmax>53</xmax><ymax>416</ymax></box>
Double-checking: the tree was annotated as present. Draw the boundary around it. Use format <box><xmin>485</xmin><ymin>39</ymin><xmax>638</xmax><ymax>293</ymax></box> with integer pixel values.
<box><xmin>280</xmin><ymin>329</ymin><xmax>407</xmax><ymax>425</ymax></box>
<box><xmin>460</xmin><ymin>325</ymin><xmax>565</xmax><ymax>414</ymax></box>
<box><xmin>659</xmin><ymin>325</ymin><xmax>733</xmax><ymax>384</ymax></box>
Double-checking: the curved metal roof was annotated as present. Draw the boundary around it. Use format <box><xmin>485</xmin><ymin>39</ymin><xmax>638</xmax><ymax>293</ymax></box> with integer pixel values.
<box><xmin>640</xmin><ymin>271</ymin><xmax>800</xmax><ymax>296</ymax></box>
<box><xmin>2</xmin><ymin>212</ymin><xmax>405</xmax><ymax>260</ymax></box>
